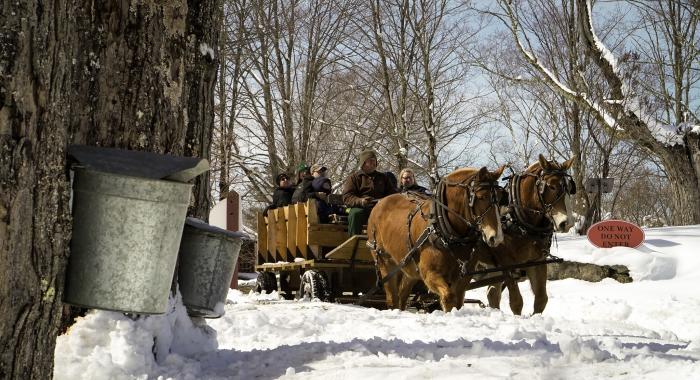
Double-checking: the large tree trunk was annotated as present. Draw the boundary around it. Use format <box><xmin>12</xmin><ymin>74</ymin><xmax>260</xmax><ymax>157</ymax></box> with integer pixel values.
<box><xmin>661</xmin><ymin>139</ymin><xmax>700</xmax><ymax>225</ymax></box>
<box><xmin>0</xmin><ymin>1</ymin><xmax>218</xmax><ymax>378</ymax></box>
<box><xmin>1</xmin><ymin>1</ymin><xmax>76</xmax><ymax>378</ymax></box>
<box><xmin>184</xmin><ymin>0</ymin><xmax>223</xmax><ymax>219</ymax></box>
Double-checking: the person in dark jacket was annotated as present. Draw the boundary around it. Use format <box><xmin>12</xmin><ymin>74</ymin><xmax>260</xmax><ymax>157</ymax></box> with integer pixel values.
<box><xmin>398</xmin><ymin>168</ymin><xmax>430</xmax><ymax>195</ymax></box>
<box><xmin>310</xmin><ymin>166</ymin><xmax>336</xmax><ymax>223</ymax></box>
<box><xmin>292</xmin><ymin>171</ymin><xmax>314</xmax><ymax>204</ymax></box>
<box><xmin>293</xmin><ymin>163</ymin><xmax>332</xmax><ymax>204</ymax></box>
<box><xmin>385</xmin><ymin>171</ymin><xmax>398</xmax><ymax>191</ymax></box>
<box><xmin>342</xmin><ymin>149</ymin><xmax>397</xmax><ymax>235</ymax></box>
<box><xmin>295</xmin><ymin>163</ymin><xmax>311</xmax><ymax>186</ymax></box>
<box><xmin>264</xmin><ymin>173</ymin><xmax>295</xmax><ymax>215</ymax></box>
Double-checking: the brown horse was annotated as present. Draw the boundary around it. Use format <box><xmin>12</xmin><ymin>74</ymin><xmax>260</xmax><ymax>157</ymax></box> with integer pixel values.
<box><xmin>473</xmin><ymin>155</ymin><xmax>575</xmax><ymax>315</ymax></box>
<box><xmin>367</xmin><ymin>166</ymin><xmax>505</xmax><ymax>312</ymax></box>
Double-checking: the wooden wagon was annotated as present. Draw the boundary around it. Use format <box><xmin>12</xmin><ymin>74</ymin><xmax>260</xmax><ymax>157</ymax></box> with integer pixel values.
<box><xmin>254</xmin><ymin>199</ymin><xmax>387</xmax><ymax>306</ymax></box>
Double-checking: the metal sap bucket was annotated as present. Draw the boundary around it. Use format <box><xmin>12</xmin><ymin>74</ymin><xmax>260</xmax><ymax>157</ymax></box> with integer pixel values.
<box><xmin>177</xmin><ymin>218</ymin><xmax>244</xmax><ymax>318</ymax></box>
<box><xmin>64</xmin><ymin>168</ymin><xmax>192</xmax><ymax>314</ymax></box>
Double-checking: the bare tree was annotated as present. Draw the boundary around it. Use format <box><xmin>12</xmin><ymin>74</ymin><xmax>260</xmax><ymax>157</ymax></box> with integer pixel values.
<box><xmin>215</xmin><ymin>0</ymin><xmax>365</xmax><ymax>208</ymax></box>
<box><xmin>494</xmin><ymin>0</ymin><xmax>699</xmax><ymax>225</ymax></box>
<box><xmin>359</xmin><ymin>0</ymin><xmax>486</xmax><ymax>184</ymax></box>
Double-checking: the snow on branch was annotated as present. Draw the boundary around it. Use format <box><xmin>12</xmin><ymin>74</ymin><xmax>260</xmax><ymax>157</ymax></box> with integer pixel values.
<box><xmin>503</xmin><ymin>5</ymin><xmax>578</xmax><ymax>99</ymax></box>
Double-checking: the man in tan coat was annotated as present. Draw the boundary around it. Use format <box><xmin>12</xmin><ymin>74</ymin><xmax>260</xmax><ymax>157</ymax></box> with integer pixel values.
<box><xmin>342</xmin><ymin>149</ymin><xmax>397</xmax><ymax>235</ymax></box>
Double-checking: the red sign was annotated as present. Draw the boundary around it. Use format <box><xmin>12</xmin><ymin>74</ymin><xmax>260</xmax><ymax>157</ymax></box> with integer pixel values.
<box><xmin>586</xmin><ymin>220</ymin><xmax>645</xmax><ymax>248</ymax></box>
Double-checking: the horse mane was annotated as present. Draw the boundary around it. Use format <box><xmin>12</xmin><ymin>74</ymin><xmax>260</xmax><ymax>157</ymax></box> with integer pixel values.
<box><xmin>446</xmin><ymin>167</ymin><xmax>478</xmax><ymax>180</ymax></box>
<box><xmin>525</xmin><ymin>162</ymin><xmax>541</xmax><ymax>173</ymax></box>
<box><xmin>447</xmin><ymin>167</ymin><xmax>500</xmax><ymax>182</ymax></box>
<box><xmin>525</xmin><ymin>158</ymin><xmax>565</xmax><ymax>173</ymax></box>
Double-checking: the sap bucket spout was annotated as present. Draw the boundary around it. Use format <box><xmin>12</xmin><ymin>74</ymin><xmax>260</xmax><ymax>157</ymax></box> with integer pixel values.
<box><xmin>64</xmin><ymin>146</ymin><xmax>209</xmax><ymax>314</ymax></box>
<box><xmin>178</xmin><ymin>218</ymin><xmax>245</xmax><ymax>318</ymax></box>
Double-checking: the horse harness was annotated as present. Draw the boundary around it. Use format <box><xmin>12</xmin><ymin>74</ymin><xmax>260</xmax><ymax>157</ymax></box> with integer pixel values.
<box><xmin>462</xmin><ymin>167</ymin><xmax>576</xmax><ymax>278</ymax></box>
<box><xmin>504</xmin><ymin>167</ymin><xmax>575</xmax><ymax>236</ymax></box>
<box><xmin>358</xmin><ymin>175</ymin><xmax>502</xmax><ymax>305</ymax></box>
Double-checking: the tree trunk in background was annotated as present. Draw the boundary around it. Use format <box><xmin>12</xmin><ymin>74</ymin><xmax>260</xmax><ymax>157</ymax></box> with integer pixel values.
<box><xmin>662</xmin><ymin>139</ymin><xmax>700</xmax><ymax>225</ymax></box>
<box><xmin>0</xmin><ymin>1</ymin><xmax>218</xmax><ymax>378</ymax></box>
<box><xmin>184</xmin><ymin>0</ymin><xmax>223</xmax><ymax>219</ymax></box>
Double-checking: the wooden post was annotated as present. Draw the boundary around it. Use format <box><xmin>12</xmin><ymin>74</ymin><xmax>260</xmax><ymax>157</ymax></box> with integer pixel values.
<box><xmin>296</xmin><ymin>203</ymin><xmax>308</xmax><ymax>259</ymax></box>
<box><xmin>275</xmin><ymin>208</ymin><xmax>289</xmax><ymax>261</ymax></box>
<box><xmin>210</xmin><ymin>191</ymin><xmax>243</xmax><ymax>289</ymax></box>
<box><xmin>227</xmin><ymin>192</ymin><xmax>240</xmax><ymax>289</ymax></box>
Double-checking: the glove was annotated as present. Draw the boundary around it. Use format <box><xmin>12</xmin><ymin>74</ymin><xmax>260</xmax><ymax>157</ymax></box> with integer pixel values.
<box><xmin>316</xmin><ymin>192</ymin><xmax>328</xmax><ymax>201</ymax></box>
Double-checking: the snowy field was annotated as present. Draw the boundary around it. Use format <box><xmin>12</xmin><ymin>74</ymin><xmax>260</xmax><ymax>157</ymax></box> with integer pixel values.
<box><xmin>54</xmin><ymin>225</ymin><xmax>700</xmax><ymax>379</ymax></box>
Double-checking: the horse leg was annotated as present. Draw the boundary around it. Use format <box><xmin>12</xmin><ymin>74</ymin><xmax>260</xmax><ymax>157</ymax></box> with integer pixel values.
<box><xmin>397</xmin><ymin>276</ymin><xmax>419</xmax><ymax>310</ymax></box>
<box><xmin>382</xmin><ymin>264</ymin><xmax>402</xmax><ymax>309</ymax></box>
<box><xmin>503</xmin><ymin>275</ymin><xmax>523</xmax><ymax>315</ymax></box>
<box><xmin>377</xmin><ymin>262</ymin><xmax>400</xmax><ymax>309</ymax></box>
<box><xmin>422</xmin><ymin>271</ymin><xmax>461</xmax><ymax>312</ymax></box>
<box><xmin>486</xmin><ymin>283</ymin><xmax>502</xmax><ymax>309</ymax></box>
<box><xmin>527</xmin><ymin>264</ymin><xmax>548</xmax><ymax>314</ymax></box>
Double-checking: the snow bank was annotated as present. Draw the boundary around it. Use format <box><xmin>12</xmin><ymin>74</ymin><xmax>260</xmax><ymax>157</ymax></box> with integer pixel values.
<box><xmin>54</xmin><ymin>226</ymin><xmax>700</xmax><ymax>379</ymax></box>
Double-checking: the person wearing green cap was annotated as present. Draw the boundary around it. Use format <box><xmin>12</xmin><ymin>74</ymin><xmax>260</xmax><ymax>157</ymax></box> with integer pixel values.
<box><xmin>295</xmin><ymin>163</ymin><xmax>311</xmax><ymax>185</ymax></box>
<box><xmin>341</xmin><ymin>149</ymin><xmax>397</xmax><ymax>236</ymax></box>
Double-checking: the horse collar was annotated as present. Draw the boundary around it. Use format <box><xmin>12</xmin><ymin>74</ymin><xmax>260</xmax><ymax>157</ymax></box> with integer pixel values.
<box><xmin>507</xmin><ymin>172</ymin><xmax>554</xmax><ymax>235</ymax></box>
<box><xmin>429</xmin><ymin>177</ymin><xmax>485</xmax><ymax>246</ymax></box>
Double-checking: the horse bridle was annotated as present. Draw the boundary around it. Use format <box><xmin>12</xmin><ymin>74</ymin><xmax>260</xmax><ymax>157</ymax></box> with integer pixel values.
<box><xmin>508</xmin><ymin>168</ymin><xmax>575</xmax><ymax>233</ymax></box>
<box><xmin>534</xmin><ymin>169</ymin><xmax>576</xmax><ymax>211</ymax></box>
<box><xmin>432</xmin><ymin>175</ymin><xmax>503</xmax><ymax>244</ymax></box>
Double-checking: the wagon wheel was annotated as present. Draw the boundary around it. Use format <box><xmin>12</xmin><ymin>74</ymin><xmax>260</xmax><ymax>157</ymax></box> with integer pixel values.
<box><xmin>298</xmin><ymin>270</ymin><xmax>331</xmax><ymax>301</ymax></box>
<box><xmin>254</xmin><ymin>271</ymin><xmax>278</xmax><ymax>294</ymax></box>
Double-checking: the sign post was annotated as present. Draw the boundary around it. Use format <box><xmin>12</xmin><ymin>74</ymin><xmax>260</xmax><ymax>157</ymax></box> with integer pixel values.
<box><xmin>585</xmin><ymin>177</ymin><xmax>615</xmax><ymax>224</ymax></box>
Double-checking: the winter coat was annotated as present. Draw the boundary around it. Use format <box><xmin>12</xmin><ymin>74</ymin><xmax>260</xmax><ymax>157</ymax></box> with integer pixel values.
<box><xmin>292</xmin><ymin>175</ymin><xmax>315</xmax><ymax>203</ymax></box>
<box><xmin>400</xmin><ymin>183</ymin><xmax>430</xmax><ymax>195</ymax></box>
<box><xmin>312</xmin><ymin>177</ymin><xmax>332</xmax><ymax>194</ymax></box>
<box><xmin>311</xmin><ymin>177</ymin><xmax>336</xmax><ymax>223</ymax></box>
<box><xmin>271</xmin><ymin>186</ymin><xmax>295</xmax><ymax>208</ymax></box>
<box><xmin>341</xmin><ymin>170</ymin><xmax>397</xmax><ymax>208</ymax></box>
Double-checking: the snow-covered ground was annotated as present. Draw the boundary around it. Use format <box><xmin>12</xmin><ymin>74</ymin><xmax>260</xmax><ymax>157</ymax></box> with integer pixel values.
<box><xmin>54</xmin><ymin>225</ymin><xmax>700</xmax><ymax>379</ymax></box>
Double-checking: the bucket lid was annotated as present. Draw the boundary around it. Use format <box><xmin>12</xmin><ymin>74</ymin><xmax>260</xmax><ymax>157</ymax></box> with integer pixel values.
<box><xmin>68</xmin><ymin>145</ymin><xmax>209</xmax><ymax>183</ymax></box>
<box><xmin>184</xmin><ymin>217</ymin><xmax>249</xmax><ymax>240</ymax></box>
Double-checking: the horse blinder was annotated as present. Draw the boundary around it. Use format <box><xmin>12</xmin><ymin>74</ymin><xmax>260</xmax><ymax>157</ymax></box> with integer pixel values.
<box><xmin>538</xmin><ymin>171</ymin><xmax>576</xmax><ymax>197</ymax></box>
<box><xmin>468</xmin><ymin>181</ymin><xmax>501</xmax><ymax>207</ymax></box>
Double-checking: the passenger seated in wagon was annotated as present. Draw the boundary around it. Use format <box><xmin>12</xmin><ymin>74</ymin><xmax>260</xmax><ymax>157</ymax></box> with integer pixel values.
<box><xmin>293</xmin><ymin>163</ymin><xmax>340</xmax><ymax>223</ymax></box>
<box><xmin>398</xmin><ymin>168</ymin><xmax>430</xmax><ymax>195</ymax></box>
<box><xmin>294</xmin><ymin>163</ymin><xmax>311</xmax><ymax>186</ymax></box>
<box><xmin>342</xmin><ymin>149</ymin><xmax>397</xmax><ymax>236</ymax></box>
<box><xmin>292</xmin><ymin>163</ymin><xmax>312</xmax><ymax>203</ymax></box>
<box><xmin>293</xmin><ymin>163</ymin><xmax>327</xmax><ymax>203</ymax></box>
<box><xmin>264</xmin><ymin>173</ymin><xmax>295</xmax><ymax>215</ymax></box>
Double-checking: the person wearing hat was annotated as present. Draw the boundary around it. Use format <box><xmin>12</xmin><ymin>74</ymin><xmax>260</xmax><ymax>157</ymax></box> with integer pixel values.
<box><xmin>342</xmin><ymin>149</ymin><xmax>397</xmax><ymax>235</ymax></box>
<box><xmin>264</xmin><ymin>172</ymin><xmax>295</xmax><ymax>215</ymax></box>
<box><xmin>310</xmin><ymin>163</ymin><xmax>327</xmax><ymax>179</ymax></box>
<box><xmin>293</xmin><ymin>163</ymin><xmax>330</xmax><ymax>204</ymax></box>
<box><xmin>295</xmin><ymin>163</ymin><xmax>311</xmax><ymax>185</ymax></box>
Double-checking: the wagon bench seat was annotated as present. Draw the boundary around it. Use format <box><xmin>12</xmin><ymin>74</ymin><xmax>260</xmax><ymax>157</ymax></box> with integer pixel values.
<box><xmin>258</xmin><ymin>199</ymin><xmax>361</xmax><ymax>263</ymax></box>
<box><xmin>324</xmin><ymin>234</ymin><xmax>373</xmax><ymax>262</ymax></box>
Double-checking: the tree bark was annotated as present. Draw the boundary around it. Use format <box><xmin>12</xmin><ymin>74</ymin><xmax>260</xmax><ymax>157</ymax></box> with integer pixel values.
<box><xmin>1</xmin><ymin>2</ymin><xmax>76</xmax><ymax>377</ymax></box>
<box><xmin>184</xmin><ymin>0</ymin><xmax>223</xmax><ymax>219</ymax></box>
<box><xmin>0</xmin><ymin>1</ymin><xmax>217</xmax><ymax>378</ymax></box>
